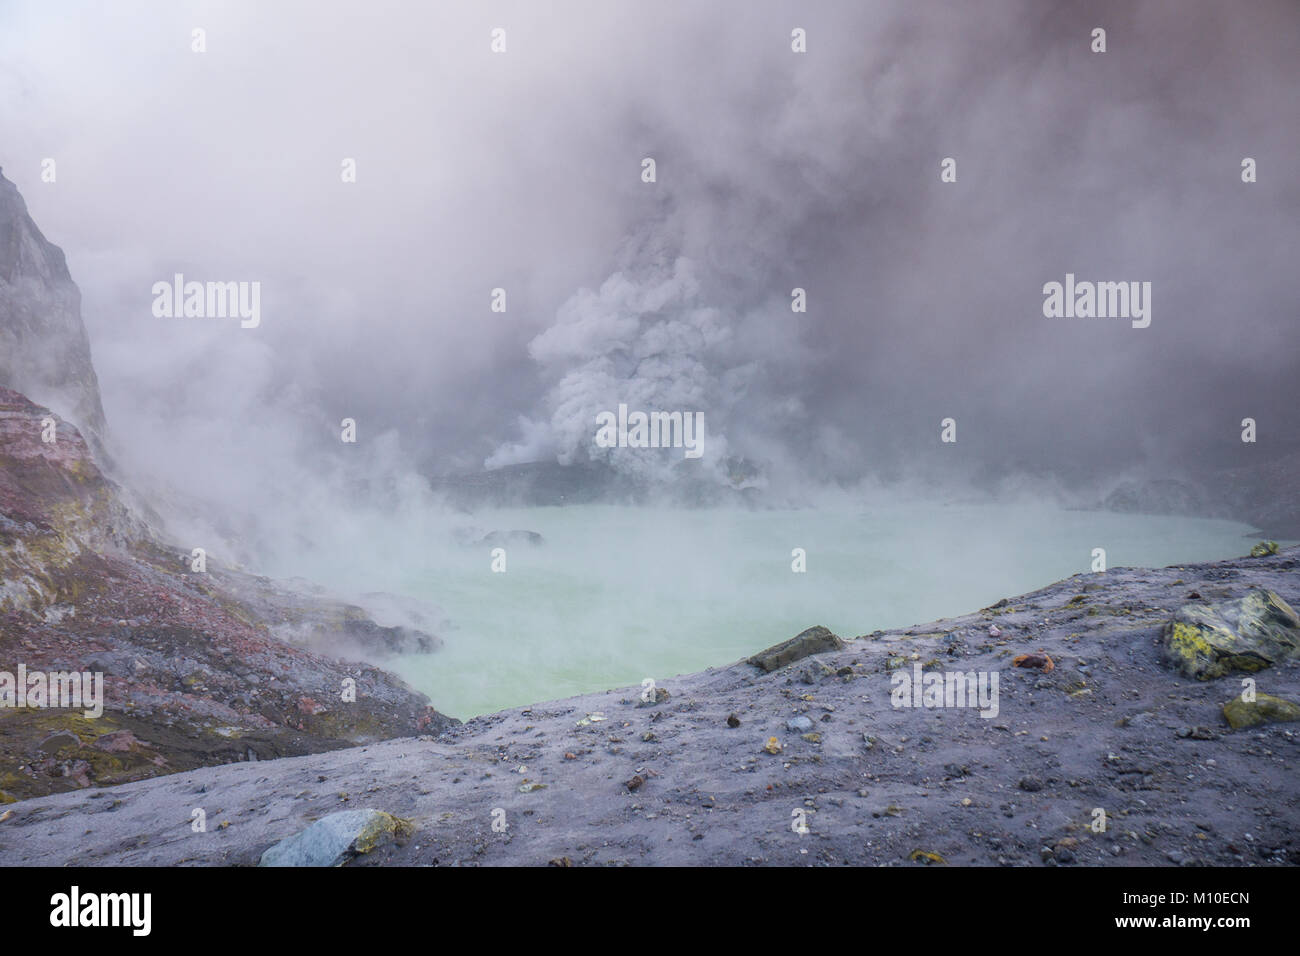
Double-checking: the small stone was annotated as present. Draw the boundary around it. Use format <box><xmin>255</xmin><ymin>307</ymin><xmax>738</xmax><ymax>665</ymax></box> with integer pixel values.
<box><xmin>786</xmin><ymin>716</ymin><xmax>815</xmax><ymax>733</ymax></box>
<box><xmin>799</xmin><ymin>660</ymin><xmax>834</xmax><ymax>684</ymax></box>
<box><xmin>636</xmin><ymin>687</ymin><xmax>671</xmax><ymax>708</ymax></box>
<box><xmin>726</xmin><ymin>714</ymin><xmax>741</xmax><ymax>728</ymax></box>
<box><xmin>37</xmin><ymin>730</ymin><xmax>81</xmax><ymax>752</ymax></box>
<box><xmin>909</xmin><ymin>850</ymin><xmax>947</xmax><ymax>865</ymax></box>
<box><xmin>1018</xmin><ymin>775</ymin><xmax>1044</xmax><ymax>793</ymax></box>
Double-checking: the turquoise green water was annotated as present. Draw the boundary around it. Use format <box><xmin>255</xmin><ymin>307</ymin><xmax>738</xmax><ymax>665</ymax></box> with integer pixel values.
<box><xmin>273</xmin><ymin>502</ymin><xmax>1266</xmax><ymax>720</ymax></box>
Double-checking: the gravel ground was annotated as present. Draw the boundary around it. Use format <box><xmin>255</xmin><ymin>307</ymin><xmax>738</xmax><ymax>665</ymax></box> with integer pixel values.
<box><xmin>2</xmin><ymin>546</ymin><xmax>1297</xmax><ymax>867</ymax></box>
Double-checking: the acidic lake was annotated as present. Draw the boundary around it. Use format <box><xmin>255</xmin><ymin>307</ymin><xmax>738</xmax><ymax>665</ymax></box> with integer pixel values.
<box><xmin>271</xmin><ymin>502</ymin><xmax>1268</xmax><ymax>720</ymax></box>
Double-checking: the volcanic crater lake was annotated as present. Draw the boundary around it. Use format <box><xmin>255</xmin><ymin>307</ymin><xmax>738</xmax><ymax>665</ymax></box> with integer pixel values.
<box><xmin>269</xmin><ymin>501</ymin><xmax>1268</xmax><ymax>720</ymax></box>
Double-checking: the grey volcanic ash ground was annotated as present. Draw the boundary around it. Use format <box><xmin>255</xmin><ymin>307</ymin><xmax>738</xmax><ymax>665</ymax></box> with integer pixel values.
<box><xmin>1</xmin><ymin>547</ymin><xmax>1297</xmax><ymax>867</ymax></box>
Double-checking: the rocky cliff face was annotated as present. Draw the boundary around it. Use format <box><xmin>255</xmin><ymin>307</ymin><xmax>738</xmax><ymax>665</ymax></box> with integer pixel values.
<box><xmin>0</xmin><ymin>387</ymin><xmax>456</xmax><ymax>802</ymax></box>
<box><xmin>0</xmin><ymin>173</ymin><xmax>457</xmax><ymax>801</ymax></box>
<box><xmin>0</xmin><ymin>169</ymin><xmax>108</xmax><ymax>460</ymax></box>
<box><xmin>1102</xmin><ymin>455</ymin><xmax>1300</xmax><ymax>540</ymax></box>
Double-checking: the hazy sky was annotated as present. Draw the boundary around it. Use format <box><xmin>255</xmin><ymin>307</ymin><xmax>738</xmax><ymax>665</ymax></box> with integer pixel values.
<box><xmin>2</xmin><ymin>0</ymin><xmax>1297</xmax><ymax>512</ymax></box>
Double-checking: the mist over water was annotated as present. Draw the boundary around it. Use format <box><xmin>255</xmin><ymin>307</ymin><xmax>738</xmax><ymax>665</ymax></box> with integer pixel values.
<box><xmin>262</xmin><ymin>501</ymin><xmax>1262</xmax><ymax>719</ymax></box>
<box><xmin>3</xmin><ymin>1</ymin><xmax>1295</xmax><ymax>721</ymax></box>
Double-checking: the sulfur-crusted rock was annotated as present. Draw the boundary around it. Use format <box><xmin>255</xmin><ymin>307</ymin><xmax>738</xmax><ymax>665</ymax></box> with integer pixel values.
<box><xmin>1162</xmin><ymin>589</ymin><xmax>1300</xmax><ymax>680</ymax></box>
<box><xmin>1223</xmin><ymin>692</ymin><xmax>1300</xmax><ymax>729</ymax></box>
<box><xmin>747</xmin><ymin>625</ymin><xmax>845</xmax><ymax>673</ymax></box>
<box><xmin>258</xmin><ymin>809</ymin><xmax>415</xmax><ymax>866</ymax></box>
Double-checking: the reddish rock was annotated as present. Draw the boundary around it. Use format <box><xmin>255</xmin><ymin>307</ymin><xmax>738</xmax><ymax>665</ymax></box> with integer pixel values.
<box><xmin>91</xmin><ymin>731</ymin><xmax>139</xmax><ymax>753</ymax></box>
<box><xmin>0</xmin><ymin>388</ymin><xmax>457</xmax><ymax>801</ymax></box>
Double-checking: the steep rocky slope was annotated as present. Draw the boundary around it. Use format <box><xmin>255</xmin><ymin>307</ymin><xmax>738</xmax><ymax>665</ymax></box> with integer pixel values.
<box><xmin>0</xmin><ymin>169</ymin><xmax>108</xmax><ymax>459</ymax></box>
<box><xmin>0</xmin><ymin>387</ymin><xmax>455</xmax><ymax>803</ymax></box>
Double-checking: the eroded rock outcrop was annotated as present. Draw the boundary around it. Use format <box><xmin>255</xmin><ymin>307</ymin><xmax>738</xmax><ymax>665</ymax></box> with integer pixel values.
<box><xmin>0</xmin><ymin>388</ymin><xmax>456</xmax><ymax>802</ymax></box>
<box><xmin>0</xmin><ymin>169</ymin><xmax>108</xmax><ymax>459</ymax></box>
